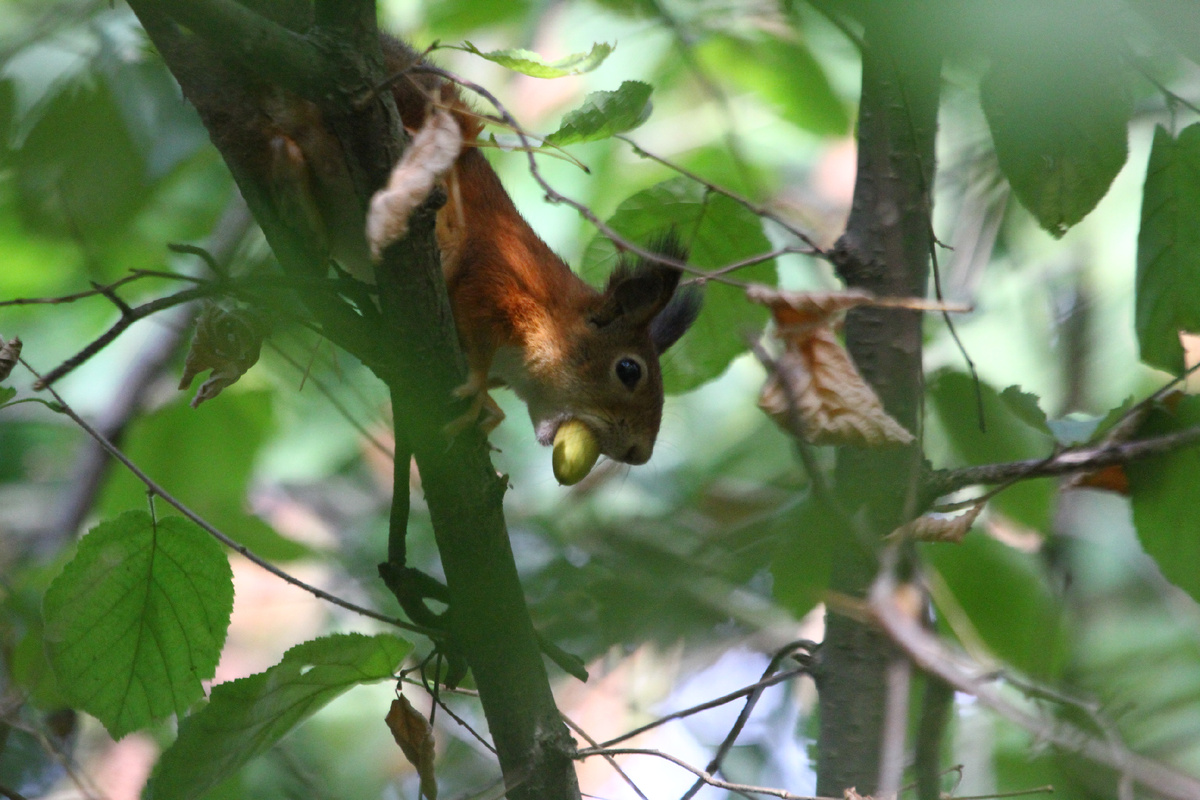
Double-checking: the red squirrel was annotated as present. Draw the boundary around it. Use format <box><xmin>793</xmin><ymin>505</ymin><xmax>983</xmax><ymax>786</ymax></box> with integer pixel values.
<box><xmin>234</xmin><ymin>36</ymin><xmax>700</xmax><ymax>466</ymax></box>
<box><xmin>368</xmin><ymin>39</ymin><xmax>701</xmax><ymax>466</ymax></box>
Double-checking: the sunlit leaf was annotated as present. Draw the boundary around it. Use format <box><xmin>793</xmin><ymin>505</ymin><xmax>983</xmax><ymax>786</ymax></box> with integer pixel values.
<box><xmin>147</xmin><ymin>633</ymin><xmax>411</xmax><ymax>800</ymax></box>
<box><xmin>699</xmin><ymin>33</ymin><xmax>848</xmax><ymax>136</ymax></box>
<box><xmin>1135</xmin><ymin>124</ymin><xmax>1200</xmax><ymax>374</ymax></box>
<box><xmin>582</xmin><ymin>177</ymin><xmax>774</xmax><ymax>392</ymax></box>
<box><xmin>42</xmin><ymin>511</ymin><xmax>233</xmax><ymax>738</ymax></box>
<box><xmin>545</xmin><ymin>81</ymin><xmax>652</xmax><ymax>146</ymax></box>
<box><xmin>981</xmin><ymin>51</ymin><xmax>1130</xmax><ymax>237</ymax></box>
<box><xmin>460</xmin><ymin>41</ymin><xmax>613</xmax><ymax>78</ymax></box>
<box><xmin>1127</xmin><ymin>396</ymin><xmax>1200</xmax><ymax>604</ymax></box>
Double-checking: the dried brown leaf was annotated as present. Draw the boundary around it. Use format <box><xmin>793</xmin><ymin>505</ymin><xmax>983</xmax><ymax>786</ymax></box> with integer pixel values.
<box><xmin>386</xmin><ymin>695</ymin><xmax>438</xmax><ymax>800</ymax></box>
<box><xmin>749</xmin><ymin>287</ymin><xmax>916</xmax><ymax>447</ymax></box>
<box><xmin>889</xmin><ymin>503</ymin><xmax>984</xmax><ymax>544</ymax></box>
<box><xmin>178</xmin><ymin>304</ymin><xmax>267</xmax><ymax>408</ymax></box>
<box><xmin>0</xmin><ymin>335</ymin><xmax>22</xmax><ymax>382</ymax></box>
<box><xmin>758</xmin><ymin>327</ymin><xmax>915</xmax><ymax>446</ymax></box>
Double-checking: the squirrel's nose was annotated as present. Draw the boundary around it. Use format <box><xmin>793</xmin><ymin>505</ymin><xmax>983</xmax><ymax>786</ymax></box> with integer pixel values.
<box><xmin>622</xmin><ymin>444</ymin><xmax>650</xmax><ymax>465</ymax></box>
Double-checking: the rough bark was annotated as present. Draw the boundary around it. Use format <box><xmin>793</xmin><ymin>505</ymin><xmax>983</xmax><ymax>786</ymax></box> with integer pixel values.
<box><xmin>815</xmin><ymin>6</ymin><xmax>942</xmax><ymax>796</ymax></box>
<box><xmin>125</xmin><ymin>3</ymin><xmax>580</xmax><ymax>798</ymax></box>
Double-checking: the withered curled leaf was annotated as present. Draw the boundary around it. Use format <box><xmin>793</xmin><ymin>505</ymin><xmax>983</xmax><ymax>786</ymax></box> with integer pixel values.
<box><xmin>888</xmin><ymin>502</ymin><xmax>984</xmax><ymax>544</ymax></box>
<box><xmin>386</xmin><ymin>694</ymin><xmax>438</xmax><ymax>800</ymax></box>
<box><xmin>178</xmin><ymin>303</ymin><xmax>268</xmax><ymax>408</ymax></box>
<box><xmin>749</xmin><ymin>286</ymin><xmax>916</xmax><ymax>447</ymax></box>
<box><xmin>0</xmin><ymin>335</ymin><xmax>22</xmax><ymax>382</ymax></box>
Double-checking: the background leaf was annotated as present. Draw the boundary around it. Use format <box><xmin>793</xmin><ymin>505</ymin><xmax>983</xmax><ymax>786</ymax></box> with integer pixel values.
<box><xmin>42</xmin><ymin>511</ymin><xmax>233</xmax><ymax>738</ymax></box>
<box><xmin>981</xmin><ymin>50</ymin><xmax>1130</xmax><ymax>237</ymax></box>
<box><xmin>924</xmin><ymin>532</ymin><xmax>1067</xmax><ymax>680</ymax></box>
<box><xmin>544</xmin><ymin>81</ymin><xmax>652</xmax><ymax>146</ymax></box>
<box><xmin>1135</xmin><ymin>123</ymin><xmax>1200</xmax><ymax>374</ymax></box>
<box><xmin>928</xmin><ymin>371</ymin><xmax>1056</xmax><ymax>531</ymax></box>
<box><xmin>146</xmin><ymin>633</ymin><xmax>412</xmax><ymax>800</ymax></box>
<box><xmin>698</xmin><ymin>33</ymin><xmax>848</xmax><ymax>136</ymax></box>
<box><xmin>1127</xmin><ymin>395</ymin><xmax>1200</xmax><ymax>603</ymax></box>
<box><xmin>581</xmin><ymin>177</ymin><xmax>774</xmax><ymax>393</ymax></box>
<box><xmin>460</xmin><ymin>41</ymin><xmax>613</xmax><ymax>78</ymax></box>
<box><xmin>101</xmin><ymin>391</ymin><xmax>311</xmax><ymax>562</ymax></box>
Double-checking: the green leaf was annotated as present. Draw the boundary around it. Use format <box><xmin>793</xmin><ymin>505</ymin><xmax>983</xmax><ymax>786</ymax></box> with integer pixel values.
<box><xmin>42</xmin><ymin>511</ymin><xmax>233</xmax><ymax>738</ymax></box>
<box><xmin>545</xmin><ymin>81</ymin><xmax>652</xmax><ymax>146</ymax></box>
<box><xmin>101</xmin><ymin>392</ymin><xmax>312</xmax><ymax>562</ymax></box>
<box><xmin>770</xmin><ymin>498</ymin><xmax>838</xmax><ymax>620</ymax></box>
<box><xmin>981</xmin><ymin>51</ymin><xmax>1130</xmax><ymax>237</ymax></box>
<box><xmin>1136</xmin><ymin>124</ymin><xmax>1200</xmax><ymax>374</ymax></box>
<box><xmin>928</xmin><ymin>371</ymin><xmax>1055</xmax><ymax>531</ymax></box>
<box><xmin>460</xmin><ymin>41</ymin><xmax>613</xmax><ymax>78</ymax></box>
<box><xmin>581</xmin><ymin>177</ymin><xmax>775</xmax><ymax>393</ymax></box>
<box><xmin>0</xmin><ymin>386</ymin><xmax>16</xmax><ymax>406</ymax></box>
<box><xmin>146</xmin><ymin>633</ymin><xmax>412</xmax><ymax>800</ymax></box>
<box><xmin>1127</xmin><ymin>396</ymin><xmax>1200</xmax><ymax>604</ymax></box>
<box><xmin>924</xmin><ymin>532</ymin><xmax>1067</xmax><ymax>680</ymax></box>
<box><xmin>698</xmin><ymin>33</ymin><xmax>848</xmax><ymax>136</ymax></box>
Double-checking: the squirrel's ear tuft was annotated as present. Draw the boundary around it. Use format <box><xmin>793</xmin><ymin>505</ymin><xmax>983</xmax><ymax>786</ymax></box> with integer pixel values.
<box><xmin>592</xmin><ymin>231</ymin><xmax>690</xmax><ymax>329</ymax></box>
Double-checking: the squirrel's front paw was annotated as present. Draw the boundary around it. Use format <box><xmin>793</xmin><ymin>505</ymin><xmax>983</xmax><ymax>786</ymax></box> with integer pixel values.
<box><xmin>444</xmin><ymin>379</ymin><xmax>505</xmax><ymax>436</ymax></box>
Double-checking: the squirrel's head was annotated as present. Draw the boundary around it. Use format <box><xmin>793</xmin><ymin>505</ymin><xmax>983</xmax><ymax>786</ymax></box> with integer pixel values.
<box><xmin>530</xmin><ymin>234</ymin><xmax>702</xmax><ymax>465</ymax></box>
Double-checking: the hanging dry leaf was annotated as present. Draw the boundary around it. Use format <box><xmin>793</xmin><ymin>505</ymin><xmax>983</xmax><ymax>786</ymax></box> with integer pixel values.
<box><xmin>1069</xmin><ymin>464</ymin><xmax>1129</xmax><ymax>495</ymax></box>
<box><xmin>0</xmin><ymin>335</ymin><xmax>22</xmax><ymax>382</ymax></box>
<box><xmin>386</xmin><ymin>695</ymin><xmax>438</xmax><ymax>800</ymax></box>
<box><xmin>178</xmin><ymin>303</ymin><xmax>268</xmax><ymax>408</ymax></box>
<box><xmin>367</xmin><ymin>108</ymin><xmax>462</xmax><ymax>261</ymax></box>
<box><xmin>749</xmin><ymin>286</ymin><xmax>917</xmax><ymax>447</ymax></box>
<box><xmin>888</xmin><ymin>503</ymin><xmax>984</xmax><ymax>544</ymax></box>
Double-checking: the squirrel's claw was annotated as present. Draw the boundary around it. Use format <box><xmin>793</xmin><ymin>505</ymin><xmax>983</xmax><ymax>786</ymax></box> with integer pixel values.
<box><xmin>445</xmin><ymin>376</ymin><xmax>505</xmax><ymax>436</ymax></box>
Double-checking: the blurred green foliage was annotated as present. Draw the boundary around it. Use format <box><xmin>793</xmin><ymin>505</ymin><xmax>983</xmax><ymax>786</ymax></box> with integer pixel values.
<box><xmin>2</xmin><ymin>0</ymin><xmax>1200</xmax><ymax>798</ymax></box>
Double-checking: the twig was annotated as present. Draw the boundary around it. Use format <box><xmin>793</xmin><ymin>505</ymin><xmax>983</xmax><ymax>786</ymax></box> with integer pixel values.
<box><xmin>679</xmin><ymin>640</ymin><xmax>815</xmax><ymax>800</ymax></box>
<box><xmin>50</xmin><ymin>198</ymin><xmax>255</xmax><ymax>544</ymax></box>
<box><xmin>562</xmin><ymin>715</ymin><xmax>651</xmax><ymax>800</ymax></box>
<box><xmin>0</xmin><ymin>270</ymin><xmax>200</xmax><ymax>307</ymax></box>
<box><xmin>868</xmin><ymin>567</ymin><xmax>1200</xmax><ymax>800</ymax></box>
<box><xmin>949</xmin><ymin>788</ymin><xmax>1054</xmax><ymax>800</ymax></box>
<box><xmin>33</xmin><ymin>285</ymin><xmax>216</xmax><ymax>389</ymax></box>
<box><xmin>616</xmin><ymin>135</ymin><xmax>827</xmax><ymax>257</ymax></box>
<box><xmin>576</xmin><ymin>747</ymin><xmax>835</xmax><ymax>800</ymax></box>
<box><xmin>599</xmin><ymin>665</ymin><xmax>811</xmax><ymax>749</ymax></box>
<box><xmin>925</xmin><ymin>424</ymin><xmax>1200</xmax><ymax>498</ymax></box>
<box><xmin>22</xmin><ymin>357</ymin><xmax>439</xmax><ymax>639</ymax></box>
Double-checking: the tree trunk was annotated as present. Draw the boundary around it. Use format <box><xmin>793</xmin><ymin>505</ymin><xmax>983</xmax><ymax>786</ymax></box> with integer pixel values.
<box><xmin>816</xmin><ymin>6</ymin><xmax>942</xmax><ymax>796</ymax></box>
<box><xmin>126</xmin><ymin>3</ymin><xmax>580</xmax><ymax>798</ymax></box>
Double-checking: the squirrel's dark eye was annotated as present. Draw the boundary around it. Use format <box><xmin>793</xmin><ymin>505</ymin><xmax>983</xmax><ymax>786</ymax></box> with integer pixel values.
<box><xmin>615</xmin><ymin>357</ymin><xmax>642</xmax><ymax>389</ymax></box>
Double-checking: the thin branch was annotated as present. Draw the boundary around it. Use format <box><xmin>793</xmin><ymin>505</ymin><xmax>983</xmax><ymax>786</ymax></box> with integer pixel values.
<box><xmin>562</xmin><ymin>715</ymin><xmax>651</xmax><ymax>800</ymax></box>
<box><xmin>617</xmin><ymin>135</ymin><xmax>827</xmax><ymax>256</ymax></box>
<box><xmin>680</xmin><ymin>640</ymin><xmax>815</xmax><ymax>800</ymax></box>
<box><xmin>33</xmin><ymin>285</ymin><xmax>216</xmax><ymax>389</ymax></box>
<box><xmin>599</xmin><ymin>665</ymin><xmax>811</xmax><ymax>749</ymax></box>
<box><xmin>925</xmin><ymin>424</ymin><xmax>1200</xmax><ymax>498</ymax></box>
<box><xmin>576</xmin><ymin>747</ymin><xmax>835</xmax><ymax>800</ymax></box>
<box><xmin>0</xmin><ymin>270</ymin><xmax>200</xmax><ymax>307</ymax></box>
<box><xmin>51</xmin><ymin>198</ymin><xmax>254</xmax><ymax>543</ymax></box>
<box><xmin>22</xmin><ymin>358</ymin><xmax>439</xmax><ymax>639</ymax></box>
<box><xmin>868</xmin><ymin>567</ymin><xmax>1200</xmax><ymax>800</ymax></box>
